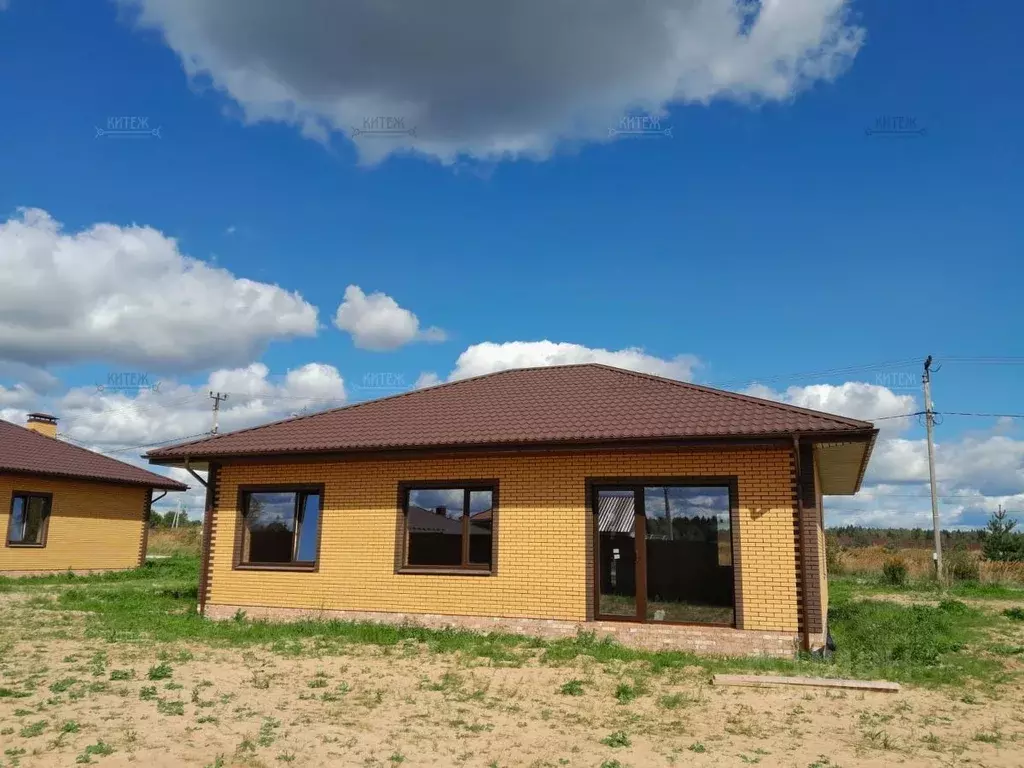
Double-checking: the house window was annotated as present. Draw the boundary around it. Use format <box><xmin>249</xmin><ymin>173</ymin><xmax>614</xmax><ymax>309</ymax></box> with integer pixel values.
<box><xmin>400</xmin><ymin>483</ymin><xmax>496</xmax><ymax>572</ymax></box>
<box><xmin>6</xmin><ymin>492</ymin><xmax>52</xmax><ymax>547</ymax></box>
<box><xmin>237</xmin><ymin>487</ymin><xmax>322</xmax><ymax>569</ymax></box>
<box><xmin>592</xmin><ymin>479</ymin><xmax>736</xmax><ymax>626</ymax></box>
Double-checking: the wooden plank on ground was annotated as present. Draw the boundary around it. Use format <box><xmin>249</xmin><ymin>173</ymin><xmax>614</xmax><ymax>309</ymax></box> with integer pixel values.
<box><xmin>712</xmin><ymin>674</ymin><xmax>900</xmax><ymax>692</ymax></box>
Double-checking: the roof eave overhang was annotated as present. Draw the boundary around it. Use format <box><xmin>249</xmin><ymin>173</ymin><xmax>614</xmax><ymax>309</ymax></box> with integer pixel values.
<box><xmin>810</xmin><ymin>428</ymin><xmax>879</xmax><ymax>496</ymax></box>
<box><xmin>147</xmin><ymin>429</ymin><xmax>877</xmax><ymax>470</ymax></box>
<box><xmin>0</xmin><ymin>466</ymin><xmax>187</xmax><ymax>492</ymax></box>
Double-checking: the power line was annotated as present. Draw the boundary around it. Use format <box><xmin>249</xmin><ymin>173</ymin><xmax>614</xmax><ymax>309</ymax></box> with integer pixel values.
<box><xmin>706</xmin><ymin>358</ymin><xmax>921</xmax><ymax>389</ymax></box>
<box><xmin>100</xmin><ymin>432</ymin><xmax>211</xmax><ymax>456</ymax></box>
<box><xmin>938</xmin><ymin>411</ymin><xmax>1024</xmax><ymax>419</ymax></box>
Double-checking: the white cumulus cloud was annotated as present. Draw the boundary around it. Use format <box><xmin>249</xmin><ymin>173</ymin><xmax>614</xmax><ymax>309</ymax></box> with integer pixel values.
<box><xmin>744</xmin><ymin>381</ymin><xmax>916</xmax><ymax>433</ymax></box>
<box><xmin>447</xmin><ymin>340</ymin><xmax>701</xmax><ymax>381</ymax></box>
<box><xmin>119</xmin><ymin>0</ymin><xmax>864</xmax><ymax>163</ymax></box>
<box><xmin>0</xmin><ymin>208</ymin><xmax>319</xmax><ymax>371</ymax></box>
<box><xmin>334</xmin><ymin>285</ymin><xmax>446</xmax><ymax>351</ymax></box>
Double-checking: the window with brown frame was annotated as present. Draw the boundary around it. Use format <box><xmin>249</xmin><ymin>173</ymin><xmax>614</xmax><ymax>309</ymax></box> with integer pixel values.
<box><xmin>237</xmin><ymin>487</ymin><xmax>322</xmax><ymax>569</ymax></box>
<box><xmin>6</xmin><ymin>492</ymin><xmax>52</xmax><ymax>548</ymax></box>
<box><xmin>400</xmin><ymin>483</ymin><xmax>496</xmax><ymax>573</ymax></box>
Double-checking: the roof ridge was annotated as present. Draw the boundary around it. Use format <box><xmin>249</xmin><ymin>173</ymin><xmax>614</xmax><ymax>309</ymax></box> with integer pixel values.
<box><xmin>0</xmin><ymin>419</ymin><xmax>187</xmax><ymax>488</ymax></box>
<box><xmin>586</xmin><ymin>363</ymin><xmax>875</xmax><ymax>429</ymax></box>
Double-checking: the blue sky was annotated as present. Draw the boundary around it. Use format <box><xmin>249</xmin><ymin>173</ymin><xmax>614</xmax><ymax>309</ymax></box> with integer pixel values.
<box><xmin>0</xmin><ymin>0</ymin><xmax>1021</xmax><ymax>524</ymax></box>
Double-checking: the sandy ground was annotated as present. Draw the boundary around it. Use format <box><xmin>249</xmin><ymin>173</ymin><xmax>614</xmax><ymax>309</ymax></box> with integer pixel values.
<box><xmin>1</xmin><ymin>597</ymin><xmax>1022</xmax><ymax>767</ymax></box>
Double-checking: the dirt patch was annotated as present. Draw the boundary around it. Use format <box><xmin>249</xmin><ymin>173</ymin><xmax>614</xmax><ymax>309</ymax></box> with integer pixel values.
<box><xmin>2</xmin><ymin>634</ymin><xmax>1023</xmax><ymax>767</ymax></box>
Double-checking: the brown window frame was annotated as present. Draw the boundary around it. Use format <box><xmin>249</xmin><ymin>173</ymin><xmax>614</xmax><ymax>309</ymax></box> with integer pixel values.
<box><xmin>587</xmin><ymin>476</ymin><xmax>739</xmax><ymax>629</ymax></box>
<box><xmin>6</xmin><ymin>491</ymin><xmax>53</xmax><ymax>548</ymax></box>
<box><xmin>396</xmin><ymin>480</ymin><xmax>498</xmax><ymax>576</ymax></box>
<box><xmin>234</xmin><ymin>484</ymin><xmax>325</xmax><ymax>572</ymax></box>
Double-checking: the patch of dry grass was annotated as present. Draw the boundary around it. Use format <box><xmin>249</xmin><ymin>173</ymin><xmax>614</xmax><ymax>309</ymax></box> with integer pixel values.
<box><xmin>147</xmin><ymin>527</ymin><xmax>202</xmax><ymax>558</ymax></box>
<box><xmin>838</xmin><ymin>547</ymin><xmax>1024</xmax><ymax>585</ymax></box>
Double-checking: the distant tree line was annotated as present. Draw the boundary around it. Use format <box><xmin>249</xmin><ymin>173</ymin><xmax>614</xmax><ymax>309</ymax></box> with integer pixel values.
<box><xmin>830</xmin><ymin>508</ymin><xmax>1024</xmax><ymax>562</ymax></box>
<box><xmin>147</xmin><ymin>509</ymin><xmax>201</xmax><ymax>528</ymax></box>
<box><xmin>827</xmin><ymin>525</ymin><xmax>984</xmax><ymax>550</ymax></box>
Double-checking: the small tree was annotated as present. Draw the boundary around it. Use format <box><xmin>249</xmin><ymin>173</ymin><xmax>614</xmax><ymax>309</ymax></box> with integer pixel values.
<box><xmin>981</xmin><ymin>507</ymin><xmax>1024</xmax><ymax>562</ymax></box>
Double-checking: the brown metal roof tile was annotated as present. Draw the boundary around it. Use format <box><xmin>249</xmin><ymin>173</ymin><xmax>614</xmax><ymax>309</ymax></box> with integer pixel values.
<box><xmin>0</xmin><ymin>420</ymin><xmax>188</xmax><ymax>490</ymax></box>
<box><xmin>147</xmin><ymin>364</ymin><xmax>874</xmax><ymax>462</ymax></box>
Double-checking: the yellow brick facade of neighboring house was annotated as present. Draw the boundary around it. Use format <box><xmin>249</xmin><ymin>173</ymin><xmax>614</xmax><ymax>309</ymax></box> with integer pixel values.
<box><xmin>205</xmin><ymin>445</ymin><xmax>825</xmax><ymax>644</ymax></box>
<box><xmin>0</xmin><ymin>473</ymin><xmax>148</xmax><ymax>574</ymax></box>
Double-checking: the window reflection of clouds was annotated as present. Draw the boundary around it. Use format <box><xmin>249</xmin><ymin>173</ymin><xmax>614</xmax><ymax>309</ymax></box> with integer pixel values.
<box><xmin>409</xmin><ymin>489</ymin><xmax>464</xmax><ymax>517</ymax></box>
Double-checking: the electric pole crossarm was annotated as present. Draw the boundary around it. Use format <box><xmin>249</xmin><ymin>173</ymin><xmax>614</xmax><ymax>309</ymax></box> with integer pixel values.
<box><xmin>208</xmin><ymin>391</ymin><xmax>228</xmax><ymax>435</ymax></box>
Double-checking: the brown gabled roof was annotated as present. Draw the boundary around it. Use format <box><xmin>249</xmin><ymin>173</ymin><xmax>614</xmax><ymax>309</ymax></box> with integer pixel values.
<box><xmin>147</xmin><ymin>363</ymin><xmax>875</xmax><ymax>462</ymax></box>
<box><xmin>0</xmin><ymin>420</ymin><xmax>187</xmax><ymax>490</ymax></box>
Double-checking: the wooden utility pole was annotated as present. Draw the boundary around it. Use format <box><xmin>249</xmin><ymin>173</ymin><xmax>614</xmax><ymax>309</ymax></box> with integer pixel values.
<box><xmin>208</xmin><ymin>391</ymin><xmax>228</xmax><ymax>434</ymax></box>
<box><xmin>922</xmin><ymin>356</ymin><xmax>943</xmax><ymax>580</ymax></box>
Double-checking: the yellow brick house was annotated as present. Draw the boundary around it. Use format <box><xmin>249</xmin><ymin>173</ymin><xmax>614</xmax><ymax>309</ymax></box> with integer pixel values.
<box><xmin>1</xmin><ymin>414</ymin><xmax>187</xmax><ymax>575</ymax></box>
<box><xmin>147</xmin><ymin>364</ymin><xmax>876</xmax><ymax>657</ymax></box>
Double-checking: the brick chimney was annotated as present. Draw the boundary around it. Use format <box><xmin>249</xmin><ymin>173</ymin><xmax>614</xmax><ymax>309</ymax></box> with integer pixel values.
<box><xmin>26</xmin><ymin>413</ymin><xmax>58</xmax><ymax>438</ymax></box>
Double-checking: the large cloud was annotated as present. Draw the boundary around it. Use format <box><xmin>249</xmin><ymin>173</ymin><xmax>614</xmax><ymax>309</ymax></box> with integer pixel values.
<box><xmin>57</xmin><ymin>362</ymin><xmax>345</xmax><ymax>449</ymax></box>
<box><xmin>745</xmin><ymin>381</ymin><xmax>917</xmax><ymax>434</ymax></box>
<box><xmin>334</xmin><ymin>285</ymin><xmax>446</xmax><ymax>351</ymax></box>
<box><xmin>1</xmin><ymin>363</ymin><xmax>345</xmax><ymax>520</ymax></box>
<box><xmin>430</xmin><ymin>340</ymin><xmax>701</xmax><ymax>382</ymax></box>
<box><xmin>0</xmin><ymin>208</ymin><xmax>318</xmax><ymax>371</ymax></box>
<box><xmin>120</xmin><ymin>0</ymin><xmax>864</xmax><ymax>163</ymax></box>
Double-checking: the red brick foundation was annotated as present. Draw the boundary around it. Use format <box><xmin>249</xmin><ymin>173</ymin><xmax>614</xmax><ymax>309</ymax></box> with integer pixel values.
<box><xmin>205</xmin><ymin>603</ymin><xmax>806</xmax><ymax>658</ymax></box>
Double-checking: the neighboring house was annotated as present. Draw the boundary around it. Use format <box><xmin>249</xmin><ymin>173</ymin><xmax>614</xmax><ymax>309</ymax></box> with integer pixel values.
<box><xmin>146</xmin><ymin>364</ymin><xmax>876</xmax><ymax>657</ymax></box>
<box><xmin>1</xmin><ymin>414</ymin><xmax>187</xmax><ymax>575</ymax></box>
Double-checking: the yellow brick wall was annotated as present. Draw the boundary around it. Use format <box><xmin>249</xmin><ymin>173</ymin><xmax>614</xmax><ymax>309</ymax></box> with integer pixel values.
<box><xmin>208</xmin><ymin>447</ymin><xmax>800</xmax><ymax>631</ymax></box>
<box><xmin>0</xmin><ymin>473</ymin><xmax>148</xmax><ymax>572</ymax></box>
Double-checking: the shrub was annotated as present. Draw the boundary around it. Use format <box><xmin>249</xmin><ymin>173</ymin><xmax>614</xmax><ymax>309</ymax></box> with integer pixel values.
<box><xmin>1003</xmin><ymin>607</ymin><xmax>1024</xmax><ymax>621</ymax></box>
<box><xmin>882</xmin><ymin>557</ymin><xmax>908</xmax><ymax>586</ymax></box>
<box><xmin>825</xmin><ymin>532</ymin><xmax>844</xmax><ymax>575</ymax></box>
<box><xmin>945</xmin><ymin>549</ymin><xmax>980</xmax><ymax>583</ymax></box>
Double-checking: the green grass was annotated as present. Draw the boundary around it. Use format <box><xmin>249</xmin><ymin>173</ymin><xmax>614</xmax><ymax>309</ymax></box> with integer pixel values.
<box><xmin>558</xmin><ymin>679</ymin><xmax>584</xmax><ymax>696</ymax></box>
<box><xmin>831</xmin><ymin>574</ymin><xmax>1024</xmax><ymax>602</ymax></box>
<box><xmin>2</xmin><ymin>556</ymin><xmax>1016</xmax><ymax>689</ymax></box>
<box><xmin>600</xmin><ymin>731</ymin><xmax>631</xmax><ymax>748</ymax></box>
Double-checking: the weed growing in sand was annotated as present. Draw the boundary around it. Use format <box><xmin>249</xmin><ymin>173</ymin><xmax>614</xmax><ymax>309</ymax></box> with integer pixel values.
<box><xmin>600</xmin><ymin>731</ymin><xmax>631</xmax><ymax>748</ymax></box>
<box><xmin>157</xmin><ymin>699</ymin><xmax>185</xmax><ymax>716</ymax></box>
<box><xmin>75</xmin><ymin>740</ymin><xmax>114</xmax><ymax>764</ymax></box>
<box><xmin>19</xmin><ymin>720</ymin><xmax>47</xmax><ymax>738</ymax></box>
<box><xmin>147</xmin><ymin>662</ymin><xmax>173</xmax><ymax>680</ymax></box>
<box><xmin>559</xmin><ymin>679</ymin><xmax>585</xmax><ymax>696</ymax></box>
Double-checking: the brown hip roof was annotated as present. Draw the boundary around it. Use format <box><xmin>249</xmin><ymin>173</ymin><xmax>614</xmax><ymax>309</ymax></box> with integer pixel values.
<box><xmin>147</xmin><ymin>363</ymin><xmax>876</xmax><ymax>462</ymax></box>
<box><xmin>0</xmin><ymin>419</ymin><xmax>188</xmax><ymax>490</ymax></box>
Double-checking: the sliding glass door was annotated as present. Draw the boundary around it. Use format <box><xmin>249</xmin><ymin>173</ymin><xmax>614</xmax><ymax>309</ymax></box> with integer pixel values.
<box><xmin>593</xmin><ymin>481</ymin><xmax>736</xmax><ymax>626</ymax></box>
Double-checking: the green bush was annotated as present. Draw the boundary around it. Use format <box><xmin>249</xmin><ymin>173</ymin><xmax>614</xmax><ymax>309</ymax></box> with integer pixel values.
<box><xmin>825</xmin><ymin>532</ymin><xmax>844</xmax><ymax>575</ymax></box>
<box><xmin>882</xmin><ymin>557</ymin><xmax>908</xmax><ymax>586</ymax></box>
<box><xmin>945</xmin><ymin>549</ymin><xmax>980</xmax><ymax>583</ymax></box>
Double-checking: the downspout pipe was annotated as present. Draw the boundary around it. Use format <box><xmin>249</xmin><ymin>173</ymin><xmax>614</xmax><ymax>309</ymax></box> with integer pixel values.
<box><xmin>792</xmin><ymin>435</ymin><xmax>812</xmax><ymax>654</ymax></box>
<box><xmin>185</xmin><ymin>458</ymin><xmax>208</xmax><ymax>488</ymax></box>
